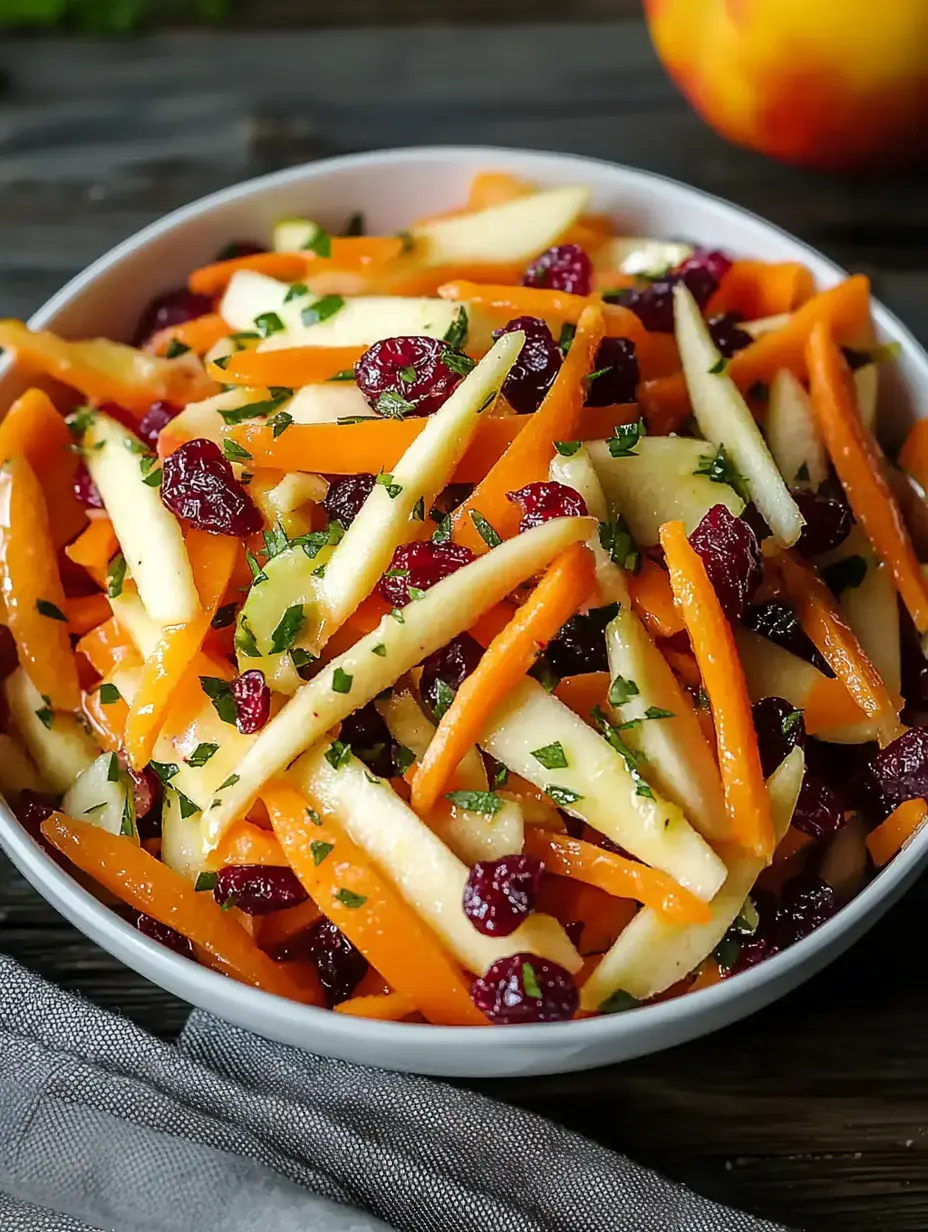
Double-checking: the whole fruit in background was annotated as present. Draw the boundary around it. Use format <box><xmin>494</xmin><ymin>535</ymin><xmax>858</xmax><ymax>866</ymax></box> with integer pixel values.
<box><xmin>644</xmin><ymin>0</ymin><xmax>928</xmax><ymax>171</ymax></box>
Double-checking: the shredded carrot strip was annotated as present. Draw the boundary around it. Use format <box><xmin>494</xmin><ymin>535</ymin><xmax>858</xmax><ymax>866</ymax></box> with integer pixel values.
<box><xmin>866</xmin><ymin>798</ymin><xmax>928</xmax><ymax>867</ymax></box>
<box><xmin>806</xmin><ymin>322</ymin><xmax>928</xmax><ymax>636</ymax></box>
<box><xmin>82</xmin><ymin>680</ymin><xmax>128</xmax><ymax>753</ymax></box>
<box><xmin>65</xmin><ymin>593</ymin><xmax>111</xmax><ymax>637</ymax></box>
<box><xmin>449</xmin><ymin>304</ymin><xmax>605</xmax><ymax>553</ymax></box>
<box><xmin>899</xmin><ymin>420</ymin><xmax>928</xmax><ymax>493</ymax></box>
<box><xmin>77</xmin><ymin>617</ymin><xmax>140</xmax><ymax>677</ymax></box>
<box><xmin>64</xmin><ymin>517</ymin><xmax>118</xmax><ymax>589</ymax></box>
<box><xmin>554</xmin><ymin>672</ymin><xmax>609</xmax><ymax>724</ymax></box>
<box><xmin>707</xmin><ymin>260</ymin><xmax>815</xmax><ymax>320</ymax></box>
<box><xmin>188</xmin><ymin>240</ymin><xmax>404</xmax><ymax>297</ymax></box>
<box><xmin>660</xmin><ymin>646</ymin><xmax>701</xmax><ymax>690</ymax></box>
<box><xmin>438</xmin><ymin>279</ymin><xmax>599</xmax><ymax>321</ymax></box>
<box><xmin>146</xmin><ymin>313</ymin><xmax>231</xmax><ymax>359</ymax></box>
<box><xmin>335</xmin><ymin>992</ymin><xmax>419</xmax><ymax>1021</ymax></box>
<box><xmin>804</xmin><ymin>673</ymin><xmax>876</xmax><ymax>736</ymax></box>
<box><xmin>255</xmin><ymin>898</ymin><xmax>322</xmax><ymax>954</ymax></box>
<box><xmin>263</xmin><ymin>784</ymin><xmax>485</xmax><ymax>1026</ymax></box>
<box><xmin>523</xmin><ymin>829</ymin><xmax>710</xmax><ymax>924</ymax></box>
<box><xmin>466</xmin><ymin>171</ymin><xmax>533</xmax><ymax>210</ymax></box>
<box><xmin>220</xmin><ymin>345</ymin><xmax>365</xmax><ymax>388</ymax></box>
<box><xmin>628</xmin><ymin>557</ymin><xmax>685</xmax><ymax>638</ymax></box>
<box><xmin>661</xmin><ymin>520</ymin><xmax>775</xmax><ymax>858</ymax></box>
<box><xmin>689</xmin><ymin>961</ymin><xmax>723</xmax><ymax>991</ymax></box>
<box><xmin>411</xmin><ymin>543</ymin><xmax>597</xmax><ymax>813</ymax></box>
<box><xmin>774</xmin><ymin>826</ymin><xmax>816</xmax><ymax>865</ymax></box>
<box><xmin>41</xmin><ymin>813</ymin><xmax>320</xmax><ymax>1002</ymax></box>
<box><xmin>213</xmin><ymin>819</ymin><xmax>287</xmax><ymax>867</ymax></box>
<box><xmin>0</xmin><ymin>387</ymin><xmax>85</xmax><ymax>548</ymax></box>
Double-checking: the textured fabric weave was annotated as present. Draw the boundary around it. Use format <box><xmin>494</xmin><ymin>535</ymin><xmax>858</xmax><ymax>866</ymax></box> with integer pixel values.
<box><xmin>0</xmin><ymin>955</ymin><xmax>792</xmax><ymax>1232</ymax></box>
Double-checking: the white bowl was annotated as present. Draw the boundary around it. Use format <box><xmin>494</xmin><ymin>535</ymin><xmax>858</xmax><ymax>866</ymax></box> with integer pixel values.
<box><xmin>2</xmin><ymin>146</ymin><xmax>927</xmax><ymax>1078</ymax></box>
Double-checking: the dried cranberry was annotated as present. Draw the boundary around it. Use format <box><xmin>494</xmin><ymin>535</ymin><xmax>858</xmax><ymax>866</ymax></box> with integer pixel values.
<box><xmin>214</xmin><ymin>864</ymin><xmax>308</xmax><ymax>916</ymax></box>
<box><xmin>161</xmin><ymin>438</ymin><xmax>262</xmax><ymax>537</ymax></box>
<box><xmin>544</xmin><ymin>605</ymin><xmax>616</xmax><ymax>678</ymax></box>
<box><xmin>752</xmin><ymin>696</ymin><xmax>806</xmax><ymax>779</ymax></box>
<box><xmin>675</xmin><ymin>249</ymin><xmax>733</xmax><ymax>305</ymax></box>
<box><xmin>773</xmin><ymin>876</ymin><xmax>836</xmax><ymax>948</ymax></box>
<box><xmin>355</xmin><ymin>336</ymin><xmax>464</xmax><ymax>419</ymax></box>
<box><xmin>420</xmin><ymin>633</ymin><xmax>483</xmax><ymax>722</ymax></box>
<box><xmin>323</xmin><ymin>473</ymin><xmax>376</xmax><ymax>527</ymax></box>
<box><xmin>565</xmin><ymin>920</ymin><xmax>584</xmax><ymax>949</ymax></box>
<box><xmin>493</xmin><ymin>317</ymin><xmax>562</xmax><ymax>414</ymax></box>
<box><xmin>138</xmin><ymin>401</ymin><xmax>179</xmax><ymax>449</ymax></box>
<box><xmin>128</xmin><ymin>766</ymin><xmax>162</xmax><ymax>841</ymax></box>
<box><xmin>97</xmin><ymin>402</ymin><xmax>142</xmax><ymax>437</ymax></box>
<box><xmin>132</xmin><ymin>911</ymin><xmax>195</xmax><ymax>960</ymax></box>
<box><xmin>339</xmin><ymin>701</ymin><xmax>394</xmax><ymax>780</ymax></box>
<box><xmin>522</xmin><ymin>243</ymin><xmax>592</xmax><ymax>296</ymax></box>
<box><xmin>790</xmin><ymin>489</ymin><xmax>853</xmax><ymax>559</ymax></box>
<box><xmin>73</xmin><ymin>463</ymin><xmax>103</xmax><ymax>510</ymax></box>
<box><xmin>707</xmin><ymin>312</ymin><xmax>753</xmax><ymax>359</ymax></box>
<box><xmin>689</xmin><ymin>504</ymin><xmax>763</xmax><ymax>622</ymax></box>
<box><xmin>508</xmin><ymin>480</ymin><xmax>588</xmax><ymax>532</ymax></box>
<box><xmin>305</xmin><ymin>917</ymin><xmax>368</xmax><ymax>1006</ymax></box>
<box><xmin>230</xmin><ymin>670</ymin><xmax>271</xmax><ymax>735</ymax></box>
<box><xmin>471</xmin><ymin>952</ymin><xmax>578</xmax><ymax>1024</ymax></box>
<box><xmin>134</xmin><ymin>288</ymin><xmax>213</xmax><ymax>347</ymax></box>
<box><xmin>612</xmin><ymin>249</ymin><xmax>731</xmax><ymax>333</ymax></box>
<box><xmin>728</xmin><ymin>935</ymin><xmax>776</xmax><ymax>975</ymax></box>
<box><xmin>792</xmin><ymin>773</ymin><xmax>846</xmax><ymax>840</ymax></box>
<box><xmin>863</xmin><ymin>726</ymin><xmax>928</xmax><ymax>817</ymax></box>
<box><xmin>214</xmin><ymin>240</ymin><xmax>266</xmax><ymax>261</ymax></box>
<box><xmin>378</xmin><ymin>540</ymin><xmax>476</xmax><ymax>608</ymax></box>
<box><xmin>900</xmin><ymin>606</ymin><xmax>928</xmax><ymax>710</ymax></box>
<box><xmin>584</xmin><ymin>337</ymin><xmax>639</xmax><ymax>406</ymax></box>
<box><xmin>14</xmin><ymin>790</ymin><xmax>59</xmax><ymax>840</ymax></box>
<box><xmin>743</xmin><ymin>602</ymin><xmax>833</xmax><ymax>676</ymax></box>
<box><xmin>0</xmin><ymin>623</ymin><xmax>17</xmax><ymax>681</ymax></box>
<box><xmin>463</xmin><ymin>855</ymin><xmax>544</xmax><ymax>936</ymax></box>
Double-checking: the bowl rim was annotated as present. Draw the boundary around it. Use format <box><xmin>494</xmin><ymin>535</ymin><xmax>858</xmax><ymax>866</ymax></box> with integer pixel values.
<box><xmin>4</xmin><ymin>142</ymin><xmax>928</xmax><ymax>1052</ymax></box>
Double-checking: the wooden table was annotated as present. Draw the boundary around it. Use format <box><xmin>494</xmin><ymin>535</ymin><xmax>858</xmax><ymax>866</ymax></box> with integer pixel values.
<box><xmin>1</xmin><ymin>20</ymin><xmax>927</xmax><ymax>1232</ymax></box>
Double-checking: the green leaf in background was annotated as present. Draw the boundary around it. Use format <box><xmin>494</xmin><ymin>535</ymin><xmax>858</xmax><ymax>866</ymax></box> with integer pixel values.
<box><xmin>0</xmin><ymin>0</ymin><xmax>232</xmax><ymax>31</ymax></box>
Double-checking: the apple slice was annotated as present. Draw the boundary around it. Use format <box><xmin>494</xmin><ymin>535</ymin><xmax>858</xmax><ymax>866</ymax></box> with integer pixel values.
<box><xmin>594</xmin><ymin>236</ymin><xmax>692</xmax><ymax>278</ymax></box>
<box><xmin>479</xmin><ymin>678</ymin><xmax>727</xmax><ymax>901</ymax></box>
<box><xmin>854</xmin><ymin>363</ymin><xmax>879</xmax><ymax>432</ymax></box>
<box><xmin>199</xmin><ymin>513</ymin><xmax>595</xmax><ymax>845</ymax></box>
<box><xmin>579</xmin><ymin>747</ymin><xmax>804</xmax><ymax>1008</ymax></box>
<box><xmin>291</xmin><ymin>741</ymin><xmax>580</xmax><ymax>976</ymax></box>
<box><xmin>0</xmin><ymin>731</ymin><xmax>48</xmax><ymax>800</ymax></box>
<box><xmin>587</xmin><ymin>436</ymin><xmax>744</xmax><ymax>546</ymax></box>
<box><xmin>764</xmin><ymin>368</ymin><xmax>829</xmax><ymax>490</ymax></box>
<box><xmin>549</xmin><ymin>444</ymin><xmax>630</xmax><ymax>606</ymax></box>
<box><xmin>160</xmin><ymin>786</ymin><xmax>208</xmax><ymax>883</ymax></box>
<box><xmin>273</xmin><ymin>218</ymin><xmax>325</xmax><ymax>252</ymax></box>
<box><xmin>605</xmin><ymin>608</ymin><xmax>726</xmax><ymax>843</ymax></box>
<box><xmin>82</xmin><ymin>411</ymin><xmax>199</xmax><ymax>624</ymax></box>
<box><xmin>62</xmin><ymin>751</ymin><xmax>138</xmax><ymax>842</ymax></box>
<box><xmin>4</xmin><ymin>668</ymin><xmax>99</xmax><ymax>794</ymax></box>
<box><xmin>742</xmin><ymin>313</ymin><xmax>792</xmax><ymax>339</ymax></box>
<box><xmin>674</xmin><ymin>283</ymin><xmax>804</xmax><ymax>547</ymax></box>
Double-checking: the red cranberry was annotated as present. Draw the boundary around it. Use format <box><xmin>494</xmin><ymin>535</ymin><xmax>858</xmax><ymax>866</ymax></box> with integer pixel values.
<box><xmin>900</xmin><ymin>606</ymin><xmax>928</xmax><ymax>710</ymax></box>
<box><xmin>508</xmin><ymin>480</ymin><xmax>588</xmax><ymax>533</ymax></box>
<box><xmin>138</xmin><ymin>401</ymin><xmax>179</xmax><ymax>449</ymax></box>
<box><xmin>124</xmin><ymin>764</ymin><xmax>162</xmax><ymax>841</ymax></box>
<box><xmin>863</xmin><ymin>726</ymin><xmax>928</xmax><ymax>818</ymax></box>
<box><xmin>584</xmin><ymin>337</ymin><xmax>639</xmax><ymax>406</ymax></box>
<box><xmin>790</xmin><ymin>489</ymin><xmax>853</xmax><ymax>559</ymax></box>
<box><xmin>339</xmin><ymin>701</ymin><xmax>395</xmax><ymax>779</ymax></box>
<box><xmin>708</xmin><ymin>312</ymin><xmax>753</xmax><ymax>358</ymax></box>
<box><xmin>420</xmin><ymin>633</ymin><xmax>483</xmax><ymax>722</ymax></box>
<box><xmin>323</xmin><ymin>473</ymin><xmax>376</xmax><ymax>527</ymax></box>
<box><xmin>214</xmin><ymin>863</ymin><xmax>308</xmax><ymax>916</ymax></box>
<box><xmin>676</xmin><ymin>249</ymin><xmax>732</xmax><ymax>304</ymax></box>
<box><xmin>73</xmin><ymin>463</ymin><xmax>103</xmax><ymax>509</ymax></box>
<box><xmin>471</xmin><ymin>952</ymin><xmax>578</xmax><ymax>1024</ymax></box>
<box><xmin>522</xmin><ymin>243</ymin><xmax>592</xmax><ymax>295</ymax></box>
<box><xmin>304</xmin><ymin>917</ymin><xmax>369</xmax><ymax>1006</ymax></box>
<box><xmin>728</xmin><ymin>935</ymin><xmax>776</xmax><ymax>975</ymax></box>
<box><xmin>230</xmin><ymin>670</ymin><xmax>271</xmax><ymax>735</ymax></box>
<box><xmin>544</xmin><ymin>606</ymin><xmax>615</xmax><ymax>678</ymax></box>
<box><xmin>462</xmin><ymin>855</ymin><xmax>544</xmax><ymax>936</ymax></box>
<box><xmin>792</xmin><ymin>773</ymin><xmax>846</xmax><ymax>839</ymax></box>
<box><xmin>14</xmin><ymin>790</ymin><xmax>60</xmax><ymax>840</ymax></box>
<box><xmin>565</xmin><ymin>920</ymin><xmax>584</xmax><ymax>949</ymax></box>
<box><xmin>214</xmin><ymin>240</ymin><xmax>267</xmax><ymax>261</ymax></box>
<box><xmin>132</xmin><ymin>911</ymin><xmax>195</xmax><ymax>960</ymax></box>
<box><xmin>97</xmin><ymin>402</ymin><xmax>143</xmax><ymax>437</ymax></box>
<box><xmin>492</xmin><ymin>317</ymin><xmax>562</xmax><ymax>414</ymax></box>
<box><xmin>133</xmin><ymin>288</ymin><xmax>213</xmax><ymax>347</ymax></box>
<box><xmin>161</xmin><ymin>438</ymin><xmax>262</xmax><ymax>537</ymax></box>
<box><xmin>688</xmin><ymin>504</ymin><xmax>763</xmax><ymax>622</ymax></box>
<box><xmin>751</xmin><ymin>696</ymin><xmax>806</xmax><ymax>779</ymax></box>
<box><xmin>355</xmin><ymin>336</ymin><xmax>465</xmax><ymax>419</ymax></box>
<box><xmin>0</xmin><ymin>623</ymin><xmax>17</xmax><ymax>681</ymax></box>
<box><xmin>773</xmin><ymin>876</ymin><xmax>836</xmax><ymax>948</ymax></box>
<box><xmin>742</xmin><ymin>602</ymin><xmax>833</xmax><ymax>676</ymax></box>
<box><xmin>378</xmin><ymin>540</ymin><xmax>476</xmax><ymax>608</ymax></box>
<box><xmin>610</xmin><ymin>249</ymin><xmax>731</xmax><ymax>333</ymax></box>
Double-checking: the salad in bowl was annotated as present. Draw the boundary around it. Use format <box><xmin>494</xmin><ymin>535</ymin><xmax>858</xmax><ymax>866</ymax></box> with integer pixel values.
<box><xmin>1</xmin><ymin>166</ymin><xmax>926</xmax><ymax>1030</ymax></box>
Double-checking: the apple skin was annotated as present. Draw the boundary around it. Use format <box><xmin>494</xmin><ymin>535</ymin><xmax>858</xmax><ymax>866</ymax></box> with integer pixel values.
<box><xmin>645</xmin><ymin>0</ymin><xmax>928</xmax><ymax>171</ymax></box>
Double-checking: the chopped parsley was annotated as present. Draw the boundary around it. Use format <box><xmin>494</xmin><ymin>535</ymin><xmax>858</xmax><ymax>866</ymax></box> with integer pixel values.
<box><xmin>593</xmin><ymin>706</ymin><xmax>654</xmax><ymax>798</ymax></box>
<box><xmin>234</xmin><ymin>614</ymin><xmax>262</xmax><ymax>659</ymax></box>
<box><xmin>412</xmin><ymin>497</ymin><xmax>425</xmax><ymax>522</ymax></box>
<box><xmin>430</xmin><ymin>678</ymin><xmax>455</xmax><ymax>720</ymax></box>
<box><xmin>445</xmin><ymin>789</ymin><xmax>503</xmax><ymax>816</ymax></box>
<box><xmin>521</xmin><ymin>961</ymin><xmax>543</xmax><ymax>1000</ymax></box>
<box><xmin>708</xmin><ymin>356</ymin><xmax>727</xmax><ymax>375</ymax></box>
<box><xmin>376</xmin><ymin>390</ymin><xmax>415</xmax><ymax>419</ymax></box>
<box><xmin>795</xmin><ymin>461</ymin><xmax>811</xmax><ymax>483</ymax></box>
<box><xmin>609</xmin><ymin>675</ymin><xmax>639</xmax><ymax>707</ymax></box>
<box><xmin>432</xmin><ymin>514</ymin><xmax>452</xmax><ymax>544</ymax></box>
<box><xmin>331</xmin><ymin>667</ymin><xmax>353</xmax><ymax>694</ymax></box>
<box><xmin>301</xmin><ymin>225</ymin><xmax>332</xmax><ymax>258</ymax></box>
<box><xmin>555</xmin><ymin>440</ymin><xmax>582</xmax><ymax>456</ymax></box>
<box><xmin>335</xmin><ymin>888</ymin><xmax>367</xmax><ymax>909</ymax></box>
<box><xmin>219</xmin><ymin>389</ymin><xmax>292</xmax><ymax>426</ymax></box>
<box><xmin>253</xmin><ymin>311</ymin><xmax>285</xmax><ymax>338</ymax></box>
<box><xmin>371</xmin><ymin>643</ymin><xmax>387</xmax><ymax>657</ymax></box>
<box><xmin>98</xmin><ymin>683</ymin><xmax>122</xmax><ymax>705</ymax></box>
<box><xmin>394</xmin><ymin>745</ymin><xmax>416</xmax><ymax>776</ymax></box>
<box><xmin>531</xmin><ymin>741</ymin><xmax>569</xmax><ymax>770</ymax></box>
<box><xmin>149</xmin><ymin>761</ymin><xmax>179</xmax><ymax>784</ymax></box>
<box><xmin>284</xmin><ymin>282</ymin><xmax>309</xmax><ymax>303</ymax></box>
<box><xmin>178</xmin><ymin>793</ymin><xmax>200</xmax><ymax>820</ymax></box>
<box><xmin>443</xmin><ymin>306</ymin><xmax>469</xmax><ymax>350</ymax></box>
<box><xmin>35</xmin><ymin>598</ymin><xmax>66</xmax><ymax>622</ymax></box>
<box><xmin>218</xmin><ymin>774</ymin><xmax>240</xmax><ymax>790</ymax></box>
<box><xmin>186</xmin><ymin>742</ymin><xmax>219</xmax><ymax>768</ymax></box>
<box><xmin>301</xmin><ymin>295</ymin><xmax>344</xmax><ymax>327</ymax></box>
<box><xmin>443</xmin><ymin>350</ymin><xmax>476</xmax><ymax>378</ymax></box>
<box><xmin>375</xmin><ymin>472</ymin><xmax>403</xmax><ymax>499</ymax></box>
<box><xmin>343</xmin><ymin>211</ymin><xmax>365</xmax><ymax>236</ymax></box>
<box><xmin>598</xmin><ymin>515</ymin><xmax>640</xmax><ymax>573</ymax></box>
<box><xmin>269</xmin><ymin>411</ymin><xmax>293</xmax><ymax>439</ymax></box>
<box><xmin>222</xmin><ymin>438</ymin><xmax>253</xmax><ymax>463</ymax></box>
<box><xmin>470</xmin><ymin>509</ymin><xmax>502</xmax><ymax>548</ymax></box>
<box><xmin>270</xmin><ymin>604</ymin><xmax>306</xmax><ymax>655</ymax></box>
<box><xmin>165</xmin><ymin>338</ymin><xmax>191</xmax><ymax>359</ymax></box>
<box><xmin>558</xmin><ymin>322</ymin><xmax>576</xmax><ymax>355</ymax></box>
<box><xmin>607</xmin><ymin>417</ymin><xmax>646</xmax><ymax>458</ymax></box>
<box><xmin>695</xmin><ymin>444</ymin><xmax>750</xmax><ymax>503</ymax></box>
<box><xmin>199</xmin><ymin>676</ymin><xmax>238</xmax><ymax>726</ymax></box>
<box><xmin>598</xmin><ymin>989</ymin><xmax>641</xmax><ymax>1014</ymax></box>
<box><xmin>106</xmin><ymin>553</ymin><xmax>128</xmax><ymax>599</ymax></box>
<box><xmin>107</xmin><ymin>752</ymin><xmax>120</xmax><ymax>783</ymax></box>
<box><xmin>324</xmin><ymin>740</ymin><xmax>353</xmax><ymax>771</ymax></box>
<box><xmin>311</xmin><ymin>840</ymin><xmax>334</xmax><ymax>865</ymax></box>
<box><xmin>194</xmin><ymin>871</ymin><xmax>218</xmax><ymax>893</ymax></box>
<box><xmin>544</xmin><ymin>784</ymin><xmax>583</xmax><ymax>807</ymax></box>
<box><xmin>35</xmin><ymin>703</ymin><xmax>55</xmax><ymax>730</ymax></box>
<box><xmin>327</xmin><ymin>368</ymin><xmax>356</xmax><ymax>382</ymax></box>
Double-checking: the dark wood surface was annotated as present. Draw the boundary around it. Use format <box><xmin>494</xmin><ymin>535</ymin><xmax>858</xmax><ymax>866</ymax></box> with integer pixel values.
<box><xmin>1</xmin><ymin>19</ymin><xmax>927</xmax><ymax>1232</ymax></box>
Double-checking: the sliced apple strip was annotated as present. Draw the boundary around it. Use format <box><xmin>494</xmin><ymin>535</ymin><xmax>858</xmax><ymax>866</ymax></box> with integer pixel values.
<box><xmin>160</xmin><ymin>786</ymin><xmax>208</xmax><ymax>883</ymax></box>
<box><xmin>291</xmin><ymin>741</ymin><xmax>579</xmax><ymax>976</ymax></box>
<box><xmin>594</xmin><ymin>236</ymin><xmax>692</xmax><ymax>278</ymax></box>
<box><xmin>674</xmin><ymin>283</ymin><xmax>804</xmax><ymax>547</ymax></box>
<box><xmin>62</xmin><ymin>751</ymin><xmax>138</xmax><ymax>842</ymax></box>
<box><xmin>479</xmin><ymin>678</ymin><xmax>727</xmax><ymax>901</ymax></box>
<box><xmin>580</xmin><ymin>747</ymin><xmax>804</xmax><ymax>1009</ymax></box>
<box><xmin>4</xmin><ymin>668</ymin><xmax>99</xmax><ymax>793</ymax></box>
<box><xmin>549</xmin><ymin>443</ymin><xmax>629</xmax><ymax>605</ymax></box>
<box><xmin>764</xmin><ymin>368</ymin><xmax>829</xmax><ymax>490</ymax></box>
<box><xmin>854</xmin><ymin>363</ymin><xmax>879</xmax><ymax>433</ymax></box>
<box><xmin>605</xmin><ymin>607</ymin><xmax>726</xmax><ymax>843</ymax></box>
<box><xmin>0</xmin><ymin>731</ymin><xmax>48</xmax><ymax>799</ymax></box>
<box><xmin>81</xmin><ymin>411</ymin><xmax>199</xmax><ymax>624</ymax></box>
<box><xmin>199</xmin><ymin>514</ymin><xmax>595</xmax><ymax>845</ymax></box>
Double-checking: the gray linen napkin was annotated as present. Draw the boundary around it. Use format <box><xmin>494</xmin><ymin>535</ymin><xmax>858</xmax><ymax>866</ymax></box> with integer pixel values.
<box><xmin>0</xmin><ymin>954</ymin><xmax>791</xmax><ymax>1232</ymax></box>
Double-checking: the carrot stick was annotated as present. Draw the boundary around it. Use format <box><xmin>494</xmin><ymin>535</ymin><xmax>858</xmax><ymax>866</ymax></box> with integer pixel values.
<box><xmin>213</xmin><ymin>819</ymin><xmax>287</xmax><ymax>867</ymax></box>
<box><xmin>689</xmin><ymin>961</ymin><xmax>723</xmax><ymax>991</ymax></box>
<box><xmin>65</xmin><ymin>593</ymin><xmax>111</xmax><ymax>637</ymax></box>
<box><xmin>628</xmin><ymin>557</ymin><xmax>684</xmax><ymax>638</ymax></box>
<box><xmin>806</xmin><ymin>322</ymin><xmax>928</xmax><ymax>638</ymax></box>
<box><xmin>554</xmin><ymin>672</ymin><xmax>609</xmax><ymax>724</ymax></box>
<box><xmin>438</xmin><ymin>279</ymin><xmax>599</xmax><ymax>322</ymax></box>
<box><xmin>64</xmin><ymin>517</ymin><xmax>118</xmax><ymax>589</ymax></box>
<box><xmin>0</xmin><ymin>387</ymin><xmax>85</xmax><ymax>548</ymax></box>
<box><xmin>522</xmin><ymin>828</ymin><xmax>710</xmax><ymax>924</ymax></box>
<box><xmin>660</xmin><ymin>520</ymin><xmax>775</xmax><ymax>858</ymax></box>
<box><xmin>803</xmin><ymin>673</ymin><xmax>876</xmax><ymax>736</ymax></box>
<box><xmin>335</xmin><ymin>992</ymin><xmax>419</xmax><ymax>1021</ymax></box>
<box><xmin>774</xmin><ymin>826</ymin><xmax>816</xmax><ymax>865</ymax></box>
<box><xmin>263</xmin><ymin>784</ymin><xmax>485</xmax><ymax>1026</ymax></box>
<box><xmin>776</xmin><ymin>549</ymin><xmax>902</xmax><ymax>745</ymax></box>
<box><xmin>661</xmin><ymin>646</ymin><xmax>701</xmax><ymax>690</ymax></box>
<box><xmin>449</xmin><ymin>305</ymin><xmax>605</xmax><ymax>553</ymax></box>
<box><xmin>146</xmin><ymin>313</ymin><xmax>231</xmax><ymax>359</ymax></box>
<box><xmin>641</xmin><ymin>274</ymin><xmax>872</xmax><ymax>435</ymax></box>
<box><xmin>230</xmin><ymin>401</ymin><xmax>634</xmax><ymax>483</ymax></box>
<box><xmin>0</xmin><ymin>457</ymin><xmax>80</xmax><ymax>710</ymax></box>
<box><xmin>41</xmin><ymin>812</ymin><xmax>320</xmax><ymax>1003</ymax></box>
<box><xmin>124</xmin><ymin>531</ymin><xmax>237</xmax><ymax>770</ymax></box>
<box><xmin>899</xmin><ymin>420</ymin><xmax>928</xmax><ymax>493</ymax></box>
<box><xmin>411</xmin><ymin>543</ymin><xmax>597</xmax><ymax>813</ymax></box>
<box><xmin>82</xmin><ymin>680</ymin><xmax>129</xmax><ymax>753</ymax></box>
<box><xmin>77</xmin><ymin>617</ymin><xmax>139</xmax><ymax>677</ymax></box>
<box><xmin>254</xmin><ymin>898</ymin><xmax>323</xmax><ymax>954</ymax></box>
<box><xmin>466</xmin><ymin>171</ymin><xmax>533</xmax><ymax>211</ymax></box>
<box><xmin>866</xmin><ymin>798</ymin><xmax>928</xmax><ymax>867</ymax></box>
<box><xmin>706</xmin><ymin>260</ymin><xmax>815</xmax><ymax>320</ymax></box>
<box><xmin>188</xmin><ymin>239</ymin><xmax>404</xmax><ymax>297</ymax></box>
<box><xmin>220</xmin><ymin>345</ymin><xmax>365</xmax><ymax>389</ymax></box>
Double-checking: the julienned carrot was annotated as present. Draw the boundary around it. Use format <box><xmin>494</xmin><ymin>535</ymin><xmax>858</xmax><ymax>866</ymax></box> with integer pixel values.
<box><xmin>146</xmin><ymin>313</ymin><xmax>231</xmax><ymax>359</ymax></box>
<box><xmin>689</xmin><ymin>961</ymin><xmax>723</xmax><ymax>991</ymax></box>
<box><xmin>220</xmin><ymin>345</ymin><xmax>365</xmax><ymax>389</ymax></box>
<box><xmin>335</xmin><ymin>992</ymin><xmax>419</xmax><ymax>1021</ymax></box>
<box><xmin>776</xmin><ymin>549</ymin><xmax>902</xmax><ymax>745</ymax></box>
<box><xmin>64</xmin><ymin>517</ymin><xmax>118</xmax><ymax>589</ymax></box>
<box><xmin>124</xmin><ymin>531</ymin><xmax>238</xmax><ymax>769</ymax></box>
<box><xmin>660</xmin><ymin>520</ymin><xmax>775</xmax><ymax>858</ymax></box>
<box><xmin>449</xmin><ymin>304</ymin><xmax>606</xmax><ymax>553</ymax></box>
<box><xmin>466</xmin><ymin>171</ymin><xmax>533</xmax><ymax>210</ymax></box>
<box><xmin>255</xmin><ymin>898</ymin><xmax>323</xmax><ymax>954</ymax></box>
<box><xmin>660</xmin><ymin>646</ymin><xmax>701</xmax><ymax>690</ymax></box>
<box><xmin>213</xmin><ymin>818</ymin><xmax>287</xmax><ymax>867</ymax></box>
<box><xmin>0</xmin><ymin>457</ymin><xmax>80</xmax><ymax>711</ymax></box>
<box><xmin>774</xmin><ymin>826</ymin><xmax>815</xmax><ymax>865</ymax></box>
<box><xmin>706</xmin><ymin>260</ymin><xmax>815</xmax><ymax>320</ymax></box>
<box><xmin>230</xmin><ymin>402</ymin><xmax>635</xmax><ymax>484</ymax></box>
<box><xmin>411</xmin><ymin>543</ymin><xmax>597</xmax><ymax>813</ymax></box>
<box><xmin>553</xmin><ymin>672</ymin><xmax>609</xmax><ymax>724</ymax></box>
<box><xmin>522</xmin><ymin>828</ymin><xmax>710</xmax><ymax>925</ymax></box>
<box><xmin>438</xmin><ymin>279</ymin><xmax>599</xmax><ymax>322</ymax></box>
<box><xmin>188</xmin><ymin>239</ymin><xmax>404</xmax><ymax>297</ymax></box>
<box><xmin>0</xmin><ymin>387</ymin><xmax>85</xmax><ymax>548</ymax></box>
<box><xmin>64</xmin><ymin>593</ymin><xmax>111</xmax><ymax>637</ymax></box>
<box><xmin>41</xmin><ymin>812</ymin><xmax>321</xmax><ymax>1003</ymax></box>
<box><xmin>263</xmin><ymin>784</ymin><xmax>485</xmax><ymax>1026</ymax></box>
<box><xmin>806</xmin><ymin>322</ymin><xmax>928</xmax><ymax>637</ymax></box>
<box><xmin>628</xmin><ymin>557</ymin><xmax>684</xmax><ymax>638</ymax></box>
<box><xmin>899</xmin><ymin>420</ymin><xmax>928</xmax><ymax>493</ymax></box>
<box><xmin>77</xmin><ymin>617</ymin><xmax>140</xmax><ymax>677</ymax></box>
<box><xmin>640</xmin><ymin>275</ymin><xmax>872</xmax><ymax>435</ymax></box>
<box><xmin>866</xmin><ymin>798</ymin><xmax>928</xmax><ymax>867</ymax></box>
<box><xmin>803</xmin><ymin>673</ymin><xmax>875</xmax><ymax>736</ymax></box>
